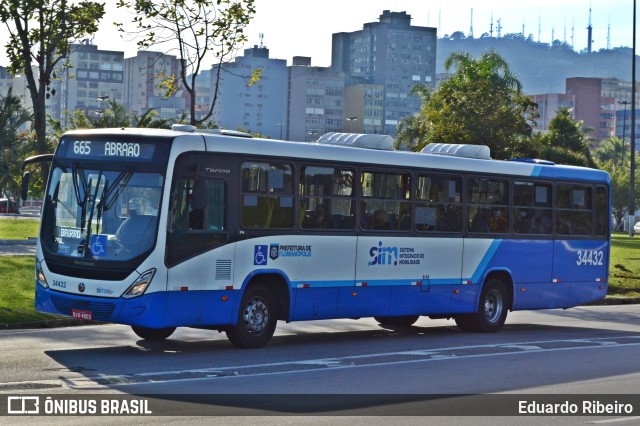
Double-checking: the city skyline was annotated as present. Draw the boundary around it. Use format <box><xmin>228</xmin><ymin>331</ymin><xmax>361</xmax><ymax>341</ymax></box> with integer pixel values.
<box><xmin>0</xmin><ymin>0</ymin><xmax>636</xmax><ymax>69</ymax></box>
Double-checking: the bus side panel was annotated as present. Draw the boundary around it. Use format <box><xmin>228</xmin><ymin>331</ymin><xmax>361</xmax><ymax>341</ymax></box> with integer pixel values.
<box><xmin>165</xmin><ymin>244</ymin><xmax>237</xmax><ymax>326</ymax></box>
<box><xmin>234</xmin><ymin>236</ymin><xmax>357</xmax><ymax>321</ymax></box>
<box><xmin>354</xmin><ymin>236</ymin><xmax>461</xmax><ymax>316</ymax></box>
<box><xmin>162</xmin><ymin>291</ymin><xmax>237</xmax><ymax>327</ymax></box>
<box><xmin>336</xmin><ymin>287</ymin><xmax>391</xmax><ymax>318</ymax></box>
<box><xmin>553</xmin><ymin>239</ymin><xmax>609</xmax><ymax>307</ymax></box>
<box><xmin>292</xmin><ymin>288</ymin><xmax>339</xmax><ymax>320</ymax></box>
<box><xmin>490</xmin><ymin>239</ymin><xmax>557</xmax><ymax>310</ymax></box>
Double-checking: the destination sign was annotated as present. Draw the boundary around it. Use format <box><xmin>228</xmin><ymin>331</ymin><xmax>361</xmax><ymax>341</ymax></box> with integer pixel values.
<box><xmin>61</xmin><ymin>139</ymin><xmax>156</xmax><ymax>161</ymax></box>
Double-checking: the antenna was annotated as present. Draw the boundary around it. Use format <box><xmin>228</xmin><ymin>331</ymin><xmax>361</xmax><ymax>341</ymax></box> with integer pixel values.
<box><xmin>552</xmin><ymin>28</ymin><xmax>555</xmax><ymax>44</ymax></box>
<box><xmin>490</xmin><ymin>12</ymin><xmax>494</xmax><ymax>37</ymax></box>
<box><xmin>587</xmin><ymin>2</ymin><xmax>593</xmax><ymax>53</ymax></box>
<box><xmin>564</xmin><ymin>18</ymin><xmax>567</xmax><ymax>43</ymax></box>
<box><xmin>538</xmin><ymin>15</ymin><xmax>542</xmax><ymax>43</ymax></box>
<box><xmin>522</xmin><ymin>19</ymin><xmax>525</xmax><ymax>37</ymax></box>
<box><xmin>607</xmin><ymin>15</ymin><xmax>611</xmax><ymax>50</ymax></box>
<box><xmin>259</xmin><ymin>33</ymin><xmax>264</xmax><ymax>48</ymax></box>
<box><xmin>469</xmin><ymin>8</ymin><xmax>474</xmax><ymax>38</ymax></box>
<box><xmin>497</xmin><ymin>18</ymin><xmax>502</xmax><ymax>38</ymax></box>
<box><xmin>571</xmin><ymin>17</ymin><xmax>575</xmax><ymax>48</ymax></box>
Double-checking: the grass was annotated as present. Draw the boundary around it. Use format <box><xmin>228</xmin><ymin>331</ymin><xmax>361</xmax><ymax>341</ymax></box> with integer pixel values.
<box><xmin>0</xmin><ymin>217</ymin><xmax>639</xmax><ymax>325</ymax></box>
<box><xmin>0</xmin><ymin>257</ymin><xmax>59</xmax><ymax>324</ymax></box>
<box><xmin>0</xmin><ymin>218</ymin><xmax>40</xmax><ymax>240</ymax></box>
<box><xmin>608</xmin><ymin>233</ymin><xmax>640</xmax><ymax>298</ymax></box>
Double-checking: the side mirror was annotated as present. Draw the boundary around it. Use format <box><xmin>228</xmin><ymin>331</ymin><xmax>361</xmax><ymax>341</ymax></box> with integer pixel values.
<box><xmin>21</xmin><ymin>171</ymin><xmax>30</xmax><ymax>201</ymax></box>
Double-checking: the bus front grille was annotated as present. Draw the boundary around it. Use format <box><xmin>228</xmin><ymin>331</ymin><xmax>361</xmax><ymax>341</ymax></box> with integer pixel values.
<box><xmin>50</xmin><ymin>295</ymin><xmax>116</xmax><ymax>321</ymax></box>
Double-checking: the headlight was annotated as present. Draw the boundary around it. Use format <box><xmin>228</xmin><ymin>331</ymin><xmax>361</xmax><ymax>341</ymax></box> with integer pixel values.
<box><xmin>36</xmin><ymin>258</ymin><xmax>49</xmax><ymax>288</ymax></box>
<box><xmin>122</xmin><ymin>268</ymin><xmax>156</xmax><ymax>299</ymax></box>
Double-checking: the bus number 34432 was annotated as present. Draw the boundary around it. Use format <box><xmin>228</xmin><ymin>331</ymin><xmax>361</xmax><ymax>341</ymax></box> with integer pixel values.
<box><xmin>576</xmin><ymin>250</ymin><xmax>604</xmax><ymax>266</ymax></box>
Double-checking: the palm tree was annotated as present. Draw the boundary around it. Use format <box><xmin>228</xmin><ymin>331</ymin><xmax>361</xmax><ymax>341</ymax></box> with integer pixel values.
<box><xmin>0</xmin><ymin>88</ymin><xmax>33</xmax><ymax>206</ymax></box>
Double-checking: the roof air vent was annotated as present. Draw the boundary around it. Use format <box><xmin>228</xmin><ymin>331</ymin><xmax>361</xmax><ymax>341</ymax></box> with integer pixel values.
<box><xmin>316</xmin><ymin>132</ymin><xmax>394</xmax><ymax>151</ymax></box>
<box><xmin>421</xmin><ymin>143</ymin><xmax>491</xmax><ymax>160</ymax></box>
<box><xmin>171</xmin><ymin>124</ymin><xmax>197</xmax><ymax>132</ymax></box>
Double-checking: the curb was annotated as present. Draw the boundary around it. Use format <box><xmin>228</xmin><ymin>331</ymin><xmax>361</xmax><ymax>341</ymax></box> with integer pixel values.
<box><xmin>0</xmin><ymin>238</ymin><xmax>37</xmax><ymax>246</ymax></box>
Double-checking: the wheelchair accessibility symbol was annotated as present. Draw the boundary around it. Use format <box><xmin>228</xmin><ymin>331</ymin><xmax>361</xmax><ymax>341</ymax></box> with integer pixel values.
<box><xmin>89</xmin><ymin>234</ymin><xmax>108</xmax><ymax>257</ymax></box>
<box><xmin>254</xmin><ymin>245</ymin><xmax>268</xmax><ymax>265</ymax></box>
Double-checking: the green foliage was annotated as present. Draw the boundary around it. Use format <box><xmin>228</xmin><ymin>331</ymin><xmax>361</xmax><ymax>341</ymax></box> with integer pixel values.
<box><xmin>537</xmin><ymin>107</ymin><xmax>595</xmax><ymax>167</ymax></box>
<box><xmin>116</xmin><ymin>0</ymin><xmax>256</xmax><ymax>126</ymax></box>
<box><xmin>408</xmin><ymin>50</ymin><xmax>538</xmax><ymax>159</ymax></box>
<box><xmin>0</xmin><ymin>89</ymin><xmax>33</xmax><ymax>204</ymax></box>
<box><xmin>91</xmin><ymin>99</ymin><xmax>130</xmax><ymax>128</ymax></box>
<box><xmin>0</xmin><ymin>0</ymin><xmax>105</xmax><ymax>182</ymax></box>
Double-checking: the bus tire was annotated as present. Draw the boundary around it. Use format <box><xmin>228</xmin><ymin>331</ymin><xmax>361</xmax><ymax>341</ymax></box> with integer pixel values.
<box><xmin>226</xmin><ymin>283</ymin><xmax>277</xmax><ymax>349</ymax></box>
<box><xmin>455</xmin><ymin>278</ymin><xmax>508</xmax><ymax>333</ymax></box>
<box><xmin>131</xmin><ymin>325</ymin><xmax>176</xmax><ymax>340</ymax></box>
<box><xmin>374</xmin><ymin>315</ymin><xmax>420</xmax><ymax>327</ymax></box>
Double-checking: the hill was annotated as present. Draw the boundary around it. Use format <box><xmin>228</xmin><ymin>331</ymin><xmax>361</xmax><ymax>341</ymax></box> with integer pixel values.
<box><xmin>436</xmin><ymin>36</ymin><xmax>636</xmax><ymax>95</ymax></box>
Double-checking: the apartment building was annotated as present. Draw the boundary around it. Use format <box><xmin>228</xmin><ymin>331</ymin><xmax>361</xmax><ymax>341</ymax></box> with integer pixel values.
<box><xmin>331</xmin><ymin>10</ymin><xmax>437</xmax><ymax>136</ymax></box>
<box><xmin>123</xmin><ymin>51</ymin><xmax>186</xmax><ymax>120</ymax></box>
<box><xmin>210</xmin><ymin>45</ymin><xmax>287</xmax><ymax>139</ymax></box>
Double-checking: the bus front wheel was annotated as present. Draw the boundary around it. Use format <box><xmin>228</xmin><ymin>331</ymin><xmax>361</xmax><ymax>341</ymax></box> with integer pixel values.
<box><xmin>226</xmin><ymin>284</ymin><xmax>277</xmax><ymax>349</ymax></box>
<box><xmin>455</xmin><ymin>278</ymin><xmax>508</xmax><ymax>333</ymax></box>
<box><xmin>131</xmin><ymin>325</ymin><xmax>176</xmax><ymax>340</ymax></box>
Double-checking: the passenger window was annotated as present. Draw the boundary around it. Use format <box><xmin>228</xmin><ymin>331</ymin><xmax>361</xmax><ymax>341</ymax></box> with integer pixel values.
<box><xmin>556</xmin><ymin>184</ymin><xmax>592</xmax><ymax>236</ymax></box>
<box><xmin>466</xmin><ymin>177</ymin><xmax>510</xmax><ymax>233</ymax></box>
<box><xmin>513</xmin><ymin>181</ymin><xmax>552</xmax><ymax>235</ymax></box>
<box><xmin>595</xmin><ymin>186</ymin><xmax>608</xmax><ymax>237</ymax></box>
<box><xmin>240</xmin><ymin>162</ymin><xmax>293</xmax><ymax>229</ymax></box>
<box><xmin>299</xmin><ymin>166</ymin><xmax>355</xmax><ymax>230</ymax></box>
<box><xmin>416</xmin><ymin>175</ymin><xmax>462</xmax><ymax>232</ymax></box>
<box><xmin>360</xmin><ymin>171</ymin><xmax>411</xmax><ymax>231</ymax></box>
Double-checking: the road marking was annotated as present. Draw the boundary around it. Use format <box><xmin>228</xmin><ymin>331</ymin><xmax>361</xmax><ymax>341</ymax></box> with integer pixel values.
<box><xmin>0</xmin><ymin>335</ymin><xmax>638</xmax><ymax>390</ymax></box>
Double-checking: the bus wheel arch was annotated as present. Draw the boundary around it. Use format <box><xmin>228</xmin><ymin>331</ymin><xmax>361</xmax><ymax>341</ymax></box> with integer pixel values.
<box><xmin>226</xmin><ymin>274</ymin><xmax>290</xmax><ymax>349</ymax></box>
<box><xmin>455</xmin><ymin>271</ymin><xmax>512</xmax><ymax>333</ymax></box>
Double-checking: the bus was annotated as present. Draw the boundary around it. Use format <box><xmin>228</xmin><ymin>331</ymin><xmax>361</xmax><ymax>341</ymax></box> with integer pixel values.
<box><xmin>22</xmin><ymin>126</ymin><xmax>610</xmax><ymax>348</ymax></box>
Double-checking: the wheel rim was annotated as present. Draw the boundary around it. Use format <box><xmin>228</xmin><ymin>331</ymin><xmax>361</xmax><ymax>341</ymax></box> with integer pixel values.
<box><xmin>483</xmin><ymin>289</ymin><xmax>503</xmax><ymax>324</ymax></box>
<box><xmin>242</xmin><ymin>296</ymin><xmax>269</xmax><ymax>335</ymax></box>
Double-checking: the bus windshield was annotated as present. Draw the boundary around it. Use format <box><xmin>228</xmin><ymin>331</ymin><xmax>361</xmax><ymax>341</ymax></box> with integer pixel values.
<box><xmin>42</xmin><ymin>164</ymin><xmax>164</xmax><ymax>262</ymax></box>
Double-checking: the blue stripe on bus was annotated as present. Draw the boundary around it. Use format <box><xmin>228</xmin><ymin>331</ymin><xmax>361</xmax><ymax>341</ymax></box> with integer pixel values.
<box><xmin>468</xmin><ymin>239</ymin><xmax>502</xmax><ymax>284</ymax></box>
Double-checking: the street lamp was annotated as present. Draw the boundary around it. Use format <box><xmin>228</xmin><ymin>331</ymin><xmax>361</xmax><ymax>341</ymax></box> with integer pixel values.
<box><xmin>630</xmin><ymin>0</ymin><xmax>637</xmax><ymax>237</ymax></box>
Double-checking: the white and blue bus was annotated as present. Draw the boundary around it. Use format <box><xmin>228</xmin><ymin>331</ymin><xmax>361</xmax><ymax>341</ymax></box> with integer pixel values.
<box><xmin>22</xmin><ymin>126</ymin><xmax>610</xmax><ymax>348</ymax></box>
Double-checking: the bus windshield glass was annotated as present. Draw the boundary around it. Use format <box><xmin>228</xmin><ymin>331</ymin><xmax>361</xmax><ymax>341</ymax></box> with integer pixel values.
<box><xmin>42</xmin><ymin>164</ymin><xmax>164</xmax><ymax>262</ymax></box>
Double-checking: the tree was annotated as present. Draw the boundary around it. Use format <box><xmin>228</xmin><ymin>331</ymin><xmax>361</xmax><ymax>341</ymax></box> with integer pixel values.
<box><xmin>117</xmin><ymin>0</ymin><xmax>257</xmax><ymax>126</ymax></box>
<box><xmin>91</xmin><ymin>98</ymin><xmax>130</xmax><ymax>128</ymax></box>
<box><xmin>537</xmin><ymin>107</ymin><xmax>596</xmax><ymax>168</ymax></box>
<box><xmin>0</xmin><ymin>0</ymin><xmax>105</xmax><ymax>181</ymax></box>
<box><xmin>409</xmin><ymin>50</ymin><xmax>538</xmax><ymax>159</ymax></box>
<box><xmin>0</xmin><ymin>89</ymin><xmax>33</xmax><ymax>206</ymax></box>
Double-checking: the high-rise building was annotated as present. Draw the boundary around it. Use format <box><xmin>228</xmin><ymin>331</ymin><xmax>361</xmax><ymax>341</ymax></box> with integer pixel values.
<box><xmin>210</xmin><ymin>45</ymin><xmax>287</xmax><ymax>138</ymax></box>
<box><xmin>331</xmin><ymin>10</ymin><xmax>437</xmax><ymax>136</ymax></box>
<box><xmin>124</xmin><ymin>51</ymin><xmax>186</xmax><ymax>121</ymax></box>
<box><xmin>50</xmin><ymin>42</ymin><xmax>125</xmax><ymax>124</ymax></box>
<box><xmin>287</xmin><ymin>56</ymin><xmax>345</xmax><ymax>142</ymax></box>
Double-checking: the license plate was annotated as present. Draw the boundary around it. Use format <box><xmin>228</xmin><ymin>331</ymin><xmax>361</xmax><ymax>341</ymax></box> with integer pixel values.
<box><xmin>72</xmin><ymin>309</ymin><xmax>92</xmax><ymax>320</ymax></box>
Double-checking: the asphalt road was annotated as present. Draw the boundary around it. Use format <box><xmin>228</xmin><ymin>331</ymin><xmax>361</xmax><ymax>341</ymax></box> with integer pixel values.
<box><xmin>0</xmin><ymin>305</ymin><xmax>639</xmax><ymax>425</ymax></box>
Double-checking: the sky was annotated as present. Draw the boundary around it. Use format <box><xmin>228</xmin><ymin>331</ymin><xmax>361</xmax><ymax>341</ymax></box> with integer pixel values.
<box><xmin>0</xmin><ymin>0</ymin><xmax>636</xmax><ymax>68</ymax></box>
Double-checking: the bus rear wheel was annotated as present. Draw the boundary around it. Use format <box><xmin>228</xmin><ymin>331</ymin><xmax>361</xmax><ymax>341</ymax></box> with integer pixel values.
<box><xmin>374</xmin><ymin>315</ymin><xmax>420</xmax><ymax>327</ymax></box>
<box><xmin>131</xmin><ymin>325</ymin><xmax>176</xmax><ymax>340</ymax></box>
<box><xmin>455</xmin><ymin>278</ymin><xmax>508</xmax><ymax>333</ymax></box>
<box><xmin>226</xmin><ymin>284</ymin><xmax>277</xmax><ymax>349</ymax></box>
